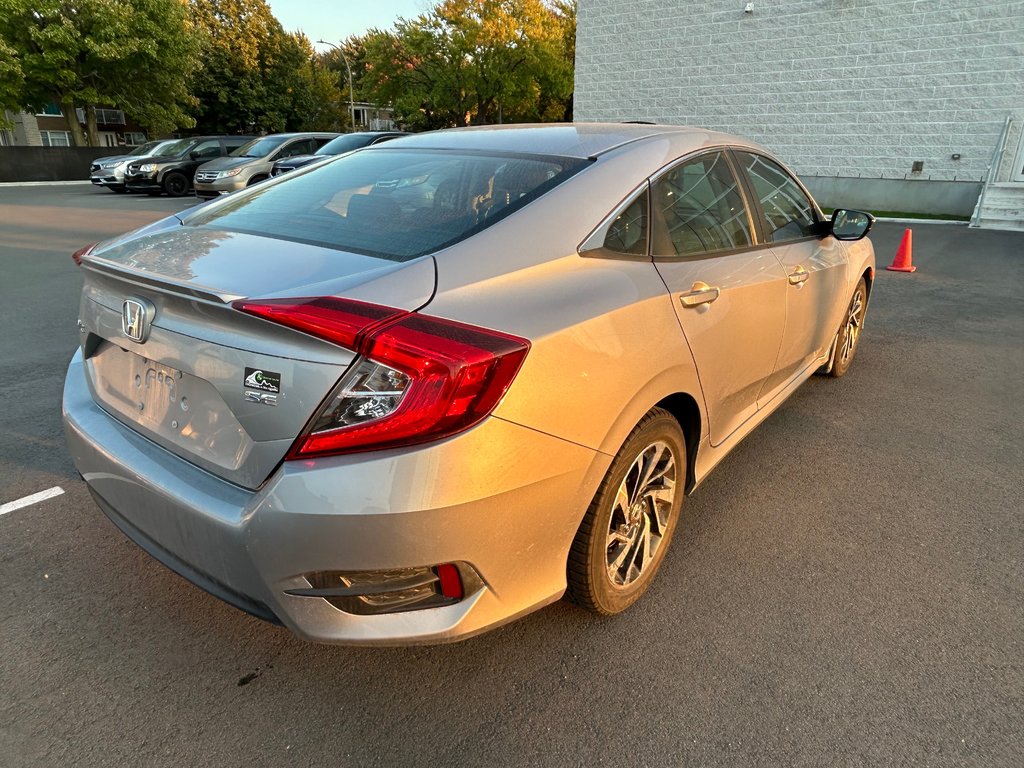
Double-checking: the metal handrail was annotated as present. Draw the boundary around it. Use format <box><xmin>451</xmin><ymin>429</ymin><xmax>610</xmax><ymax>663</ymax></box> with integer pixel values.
<box><xmin>971</xmin><ymin>115</ymin><xmax>1013</xmax><ymax>228</ymax></box>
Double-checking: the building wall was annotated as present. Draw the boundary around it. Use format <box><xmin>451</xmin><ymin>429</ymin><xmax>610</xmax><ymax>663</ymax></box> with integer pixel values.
<box><xmin>575</xmin><ymin>0</ymin><xmax>1024</xmax><ymax>185</ymax></box>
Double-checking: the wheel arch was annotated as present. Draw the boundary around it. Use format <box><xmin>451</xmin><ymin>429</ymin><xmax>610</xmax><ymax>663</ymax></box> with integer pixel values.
<box><xmin>653</xmin><ymin>392</ymin><xmax>701</xmax><ymax>495</ymax></box>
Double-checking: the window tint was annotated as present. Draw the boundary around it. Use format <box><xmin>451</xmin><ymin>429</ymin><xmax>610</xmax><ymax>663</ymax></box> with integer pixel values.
<box><xmin>602</xmin><ymin>190</ymin><xmax>647</xmax><ymax>255</ymax></box>
<box><xmin>191</xmin><ymin>140</ymin><xmax>221</xmax><ymax>160</ymax></box>
<box><xmin>736</xmin><ymin>152</ymin><xmax>816</xmax><ymax>242</ymax></box>
<box><xmin>185</xmin><ymin>149</ymin><xmax>587</xmax><ymax>262</ymax></box>
<box><xmin>279</xmin><ymin>139</ymin><xmax>315</xmax><ymax>158</ymax></box>
<box><xmin>652</xmin><ymin>152</ymin><xmax>752</xmax><ymax>257</ymax></box>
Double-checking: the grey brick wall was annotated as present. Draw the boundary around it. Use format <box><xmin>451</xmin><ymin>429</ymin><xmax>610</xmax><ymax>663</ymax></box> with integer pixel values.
<box><xmin>576</xmin><ymin>0</ymin><xmax>1024</xmax><ymax>182</ymax></box>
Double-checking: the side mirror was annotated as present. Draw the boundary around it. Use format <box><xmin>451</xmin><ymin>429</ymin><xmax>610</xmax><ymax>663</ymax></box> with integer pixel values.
<box><xmin>830</xmin><ymin>209</ymin><xmax>875</xmax><ymax>241</ymax></box>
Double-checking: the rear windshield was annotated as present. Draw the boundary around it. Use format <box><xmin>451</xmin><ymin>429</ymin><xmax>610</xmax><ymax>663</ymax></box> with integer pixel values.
<box><xmin>184</xmin><ymin>149</ymin><xmax>588</xmax><ymax>261</ymax></box>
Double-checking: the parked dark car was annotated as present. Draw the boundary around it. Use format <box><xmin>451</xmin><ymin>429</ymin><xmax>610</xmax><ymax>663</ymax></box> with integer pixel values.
<box><xmin>124</xmin><ymin>136</ymin><xmax>255</xmax><ymax>197</ymax></box>
<box><xmin>269</xmin><ymin>131</ymin><xmax>408</xmax><ymax>177</ymax></box>
<box><xmin>89</xmin><ymin>139</ymin><xmax>178</xmax><ymax>193</ymax></box>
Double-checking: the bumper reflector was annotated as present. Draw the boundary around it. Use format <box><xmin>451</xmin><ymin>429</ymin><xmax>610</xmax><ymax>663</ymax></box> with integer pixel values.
<box><xmin>287</xmin><ymin>563</ymin><xmax>465</xmax><ymax>615</ymax></box>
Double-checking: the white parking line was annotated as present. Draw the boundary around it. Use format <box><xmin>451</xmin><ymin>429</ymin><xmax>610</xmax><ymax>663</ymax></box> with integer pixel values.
<box><xmin>0</xmin><ymin>486</ymin><xmax>65</xmax><ymax>516</ymax></box>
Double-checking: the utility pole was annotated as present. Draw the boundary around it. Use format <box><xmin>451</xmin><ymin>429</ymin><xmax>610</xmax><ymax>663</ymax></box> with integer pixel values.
<box><xmin>317</xmin><ymin>40</ymin><xmax>356</xmax><ymax>133</ymax></box>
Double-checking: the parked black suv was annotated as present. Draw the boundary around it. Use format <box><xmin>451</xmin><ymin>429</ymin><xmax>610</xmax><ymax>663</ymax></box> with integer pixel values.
<box><xmin>124</xmin><ymin>135</ymin><xmax>255</xmax><ymax>197</ymax></box>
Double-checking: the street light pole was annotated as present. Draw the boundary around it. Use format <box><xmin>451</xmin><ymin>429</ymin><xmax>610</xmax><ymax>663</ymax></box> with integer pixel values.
<box><xmin>317</xmin><ymin>39</ymin><xmax>355</xmax><ymax>132</ymax></box>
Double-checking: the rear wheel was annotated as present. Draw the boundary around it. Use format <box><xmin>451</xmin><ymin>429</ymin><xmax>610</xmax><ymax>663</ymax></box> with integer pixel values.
<box><xmin>829</xmin><ymin>277</ymin><xmax>868</xmax><ymax>378</ymax></box>
<box><xmin>162</xmin><ymin>171</ymin><xmax>189</xmax><ymax>198</ymax></box>
<box><xmin>567</xmin><ymin>407</ymin><xmax>685</xmax><ymax>615</ymax></box>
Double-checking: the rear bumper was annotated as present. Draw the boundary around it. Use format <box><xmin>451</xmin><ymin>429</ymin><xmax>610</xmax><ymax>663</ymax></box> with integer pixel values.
<box><xmin>63</xmin><ymin>351</ymin><xmax>606</xmax><ymax>645</ymax></box>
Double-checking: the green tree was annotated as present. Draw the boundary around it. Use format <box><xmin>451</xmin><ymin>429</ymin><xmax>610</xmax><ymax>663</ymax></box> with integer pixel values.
<box><xmin>0</xmin><ymin>0</ymin><xmax>201</xmax><ymax>144</ymax></box>
<box><xmin>357</xmin><ymin>0</ymin><xmax>575</xmax><ymax>131</ymax></box>
<box><xmin>188</xmin><ymin>0</ymin><xmax>343</xmax><ymax>133</ymax></box>
<box><xmin>0</xmin><ymin>37</ymin><xmax>23</xmax><ymax>126</ymax></box>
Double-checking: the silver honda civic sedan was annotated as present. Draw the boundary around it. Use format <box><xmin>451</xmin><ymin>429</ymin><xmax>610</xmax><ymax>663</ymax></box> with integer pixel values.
<box><xmin>63</xmin><ymin>124</ymin><xmax>875</xmax><ymax>644</ymax></box>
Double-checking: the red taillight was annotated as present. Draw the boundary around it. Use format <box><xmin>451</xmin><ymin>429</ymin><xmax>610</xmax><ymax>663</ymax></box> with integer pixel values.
<box><xmin>72</xmin><ymin>242</ymin><xmax>98</xmax><ymax>266</ymax></box>
<box><xmin>232</xmin><ymin>297</ymin><xmax>530</xmax><ymax>457</ymax></box>
<box><xmin>232</xmin><ymin>296</ymin><xmax>407</xmax><ymax>349</ymax></box>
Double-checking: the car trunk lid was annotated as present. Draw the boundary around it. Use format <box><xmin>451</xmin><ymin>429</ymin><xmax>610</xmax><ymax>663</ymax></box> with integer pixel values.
<box><xmin>77</xmin><ymin>226</ymin><xmax>435</xmax><ymax>489</ymax></box>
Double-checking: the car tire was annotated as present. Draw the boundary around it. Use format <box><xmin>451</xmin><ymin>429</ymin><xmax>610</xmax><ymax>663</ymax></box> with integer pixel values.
<box><xmin>828</xmin><ymin>277</ymin><xmax>868</xmax><ymax>378</ymax></box>
<box><xmin>247</xmin><ymin>175</ymin><xmax>268</xmax><ymax>187</ymax></box>
<box><xmin>566</xmin><ymin>407</ymin><xmax>686</xmax><ymax>616</ymax></box>
<box><xmin>110</xmin><ymin>186</ymin><xmax>127</xmax><ymax>194</ymax></box>
<box><xmin>162</xmin><ymin>172</ymin><xmax>189</xmax><ymax>198</ymax></box>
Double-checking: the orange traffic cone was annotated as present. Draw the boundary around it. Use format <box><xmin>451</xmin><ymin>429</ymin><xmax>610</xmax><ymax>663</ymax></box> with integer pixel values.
<box><xmin>886</xmin><ymin>228</ymin><xmax>916</xmax><ymax>272</ymax></box>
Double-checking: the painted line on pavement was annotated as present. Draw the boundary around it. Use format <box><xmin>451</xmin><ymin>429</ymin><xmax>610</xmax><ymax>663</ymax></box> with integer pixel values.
<box><xmin>0</xmin><ymin>180</ymin><xmax>92</xmax><ymax>187</ymax></box>
<box><xmin>0</xmin><ymin>486</ymin><xmax>65</xmax><ymax>516</ymax></box>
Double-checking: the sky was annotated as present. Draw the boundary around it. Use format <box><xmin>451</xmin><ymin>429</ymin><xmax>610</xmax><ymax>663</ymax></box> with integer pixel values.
<box><xmin>267</xmin><ymin>0</ymin><xmax>429</xmax><ymax>50</ymax></box>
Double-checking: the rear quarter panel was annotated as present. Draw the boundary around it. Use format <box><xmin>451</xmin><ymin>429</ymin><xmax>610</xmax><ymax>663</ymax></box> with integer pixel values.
<box><xmin>423</xmin><ymin>140</ymin><xmax>711</xmax><ymax>460</ymax></box>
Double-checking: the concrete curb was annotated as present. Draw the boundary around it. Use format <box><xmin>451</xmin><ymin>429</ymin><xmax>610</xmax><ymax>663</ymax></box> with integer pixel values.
<box><xmin>0</xmin><ymin>180</ymin><xmax>93</xmax><ymax>187</ymax></box>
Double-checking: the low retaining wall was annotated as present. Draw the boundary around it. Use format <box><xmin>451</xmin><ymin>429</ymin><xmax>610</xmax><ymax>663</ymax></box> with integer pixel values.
<box><xmin>0</xmin><ymin>147</ymin><xmax>120</xmax><ymax>182</ymax></box>
<box><xmin>803</xmin><ymin>176</ymin><xmax>982</xmax><ymax>218</ymax></box>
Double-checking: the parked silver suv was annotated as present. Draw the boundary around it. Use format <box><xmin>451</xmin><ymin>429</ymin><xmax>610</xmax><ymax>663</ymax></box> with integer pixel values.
<box><xmin>193</xmin><ymin>133</ymin><xmax>338</xmax><ymax>199</ymax></box>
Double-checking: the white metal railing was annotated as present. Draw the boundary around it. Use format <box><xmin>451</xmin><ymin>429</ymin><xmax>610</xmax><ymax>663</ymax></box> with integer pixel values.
<box><xmin>971</xmin><ymin>115</ymin><xmax>1013</xmax><ymax>228</ymax></box>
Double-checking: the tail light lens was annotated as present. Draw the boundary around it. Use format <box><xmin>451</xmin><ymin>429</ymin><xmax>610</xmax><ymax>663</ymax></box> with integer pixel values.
<box><xmin>233</xmin><ymin>297</ymin><xmax>530</xmax><ymax>457</ymax></box>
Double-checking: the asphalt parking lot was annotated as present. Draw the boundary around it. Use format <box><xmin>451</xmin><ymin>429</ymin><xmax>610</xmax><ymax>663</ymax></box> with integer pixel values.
<box><xmin>1</xmin><ymin>184</ymin><xmax>1022</xmax><ymax>767</ymax></box>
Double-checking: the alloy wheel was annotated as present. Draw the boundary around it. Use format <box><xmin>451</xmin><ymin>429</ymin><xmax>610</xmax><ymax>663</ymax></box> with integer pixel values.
<box><xmin>840</xmin><ymin>287</ymin><xmax>866</xmax><ymax>365</ymax></box>
<box><xmin>606</xmin><ymin>440</ymin><xmax>677</xmax><ymax>588</ymax></box>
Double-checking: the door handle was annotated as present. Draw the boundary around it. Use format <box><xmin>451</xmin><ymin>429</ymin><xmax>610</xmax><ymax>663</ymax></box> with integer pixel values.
<box><xmin>788</xmin><ymin>267</ymin><xmax>809</xmax><ymax>285</ymax></box>
<box><xmin>679</xmin><ymin>281</ymin><xmax>720</xmax><ymax>307</ymax></box>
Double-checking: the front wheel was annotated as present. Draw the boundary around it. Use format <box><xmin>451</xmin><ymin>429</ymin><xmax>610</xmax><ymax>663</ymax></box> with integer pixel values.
<box><xmin>566</xmin><ymin>407</ymin><xmax>685</xmax><ymax>615</ymax></box>
<box><xmin>162</xmin><ymin>171</ymin><xmax>189</xmax><ymax>198</ymax></box>
<box><xmin>829</xmin><ymin>277</ymin><xmax>868</xmax><ymax>378</ymax></box>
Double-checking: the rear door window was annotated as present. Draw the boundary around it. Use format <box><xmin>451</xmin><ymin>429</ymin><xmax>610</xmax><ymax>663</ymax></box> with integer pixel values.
<box><xmin>652</xmin><ymin>152</ymin><xmax>753</xmax><ymax>257</ymax></box>
<box><xmin>734</xmin><ymin>152</ymin><xmax>817</xmax><ymax>242</ymax></box>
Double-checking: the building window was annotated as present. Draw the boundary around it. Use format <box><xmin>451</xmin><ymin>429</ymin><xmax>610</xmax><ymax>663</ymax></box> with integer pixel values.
<box><xmin>36</xmin><ymin>103</ymin><xmax>63</xmax><ymax>116</ymax></box>
<box><xmin>124</xmin><ymin>132</ymin><xmax>148</xmax><ymax>145</ymax></box>
<box><xmin>95</xmin><ymin>108</ymin><xmax>126</xmax><ymax>125</ymax></box>
<box><xmin>41</xmin><ymin>131</ymin><xmax>72</xmax><ymax>147</ymax></box>
<box><xmin>0</xmin><ymin>129</ymin><xmax>13</xmax><ymax>146</ymax></box>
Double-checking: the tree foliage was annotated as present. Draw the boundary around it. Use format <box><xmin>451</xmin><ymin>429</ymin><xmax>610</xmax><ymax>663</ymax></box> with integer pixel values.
<box><xmin>187</xmin><ymin>0</ymin><xmax>344</xmax><ymax>133</ymax></box>
<box><xmin>354</xmin><ymin>0</ymin><xmax>575</xmax><ymax>131</ymax></box>
<box><xmin>0</xmin><ymin>0</ymin><xmax>575</xmax><ymax>141</ymax></box>
<box><xmin>0</xmin><ymin>0</ymin><xmax>201</xmax><ymax>144</ymax></box>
